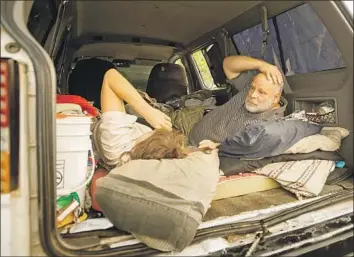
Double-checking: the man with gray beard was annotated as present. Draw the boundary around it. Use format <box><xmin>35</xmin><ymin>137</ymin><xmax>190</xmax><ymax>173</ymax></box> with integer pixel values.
<box><xmin>189</xmin><ymin>55</ymin><xmax>287</xmax><ymax>145</ymax></box>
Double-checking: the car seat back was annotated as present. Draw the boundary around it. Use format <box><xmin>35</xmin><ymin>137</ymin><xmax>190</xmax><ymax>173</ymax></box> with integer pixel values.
<box><xmin>146</xmin><ymin>63</ymin><xmax>188</xmax><ymax>103</ymax></box>
<box><xmin>68</xmin><ymin>58</ymin><xmax>115</xmax><ymax>110</ymax></box>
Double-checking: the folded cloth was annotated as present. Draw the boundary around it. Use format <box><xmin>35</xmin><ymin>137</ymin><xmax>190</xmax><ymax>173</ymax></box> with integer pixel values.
<box><xmin>57</xmin><ymin>95</ymin><xmax>99</xmax><ymax>117</ymax></box>
<box><xmin>220</xmin><ymin>151</ymin><xmax>343</xmax><ymax>176</ymax></box>
<box><xmin>56</xmin><ymin>103</ymin><xmax>83</xmax><ymax>116</ymax></box>
<box><xmin>253</xmin><ymin>160</ymin><xmax>335</xmax><ymax>199</ymax></box>
<box><xmin>219</xmin><ymin>120</ymin><xmax>321</xmax><ymax>159</ymax></box>
<box><xmin>285</xmin><ymin>127</ymin><xmax>350</xmax><ymax>154</ymax></box>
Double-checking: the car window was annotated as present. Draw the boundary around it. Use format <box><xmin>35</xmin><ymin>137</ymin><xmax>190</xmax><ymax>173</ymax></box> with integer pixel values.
<box><xmin>116</xmin><ymin>64</ymin><xmax>155</xmax><ymax>92</ymax></box>
<box><xmin>232</xmin><ymin>3</ymin><xmax>346</xmax><ymax>76</ymax></box>
<box><xmin>191</xmin><ymin>49</ymin><xmax>218</xmax><ymax>90</ymax></box>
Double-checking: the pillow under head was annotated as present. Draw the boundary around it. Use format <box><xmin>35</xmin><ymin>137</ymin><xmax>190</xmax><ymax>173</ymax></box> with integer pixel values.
<box><xmin>285</xmin><ymin>127</ymin><xmax>350</xmax><ymax>154</ymax></box>
<box><xmin>95</xmin><ymin>151</ymin><xmax>220</xmax><ymax>252</ymax></box>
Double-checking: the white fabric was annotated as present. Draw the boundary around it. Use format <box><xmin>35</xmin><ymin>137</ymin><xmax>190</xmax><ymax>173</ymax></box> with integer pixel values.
<box><xmin>254</xmin><ymin>160</ymin><xmax>335</xmax><ymax>199</ymax></box>
<box><xmin>56</xmin><ymin>103</ymin><xmax>83</xmax><ymax>115</ymax></box>
<box><xmin>285</xmin><ymin>127</ymin><xmax>349</xmax><ymax>154</ymax></box>
<box><xmin>96</xmin><ymin>111</ymin><xmax>152</xmax><ymax>167</ymax></box>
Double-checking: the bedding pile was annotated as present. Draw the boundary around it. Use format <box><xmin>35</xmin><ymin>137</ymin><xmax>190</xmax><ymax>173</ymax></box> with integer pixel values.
<box><xmin>218</xmin><ymin>111</ymin><xmax>350</xmax><ymax>199</ymax></box>
<box><xmin>55</xmin><ymin>94</ymin><xmax>351</xmax><ymax>253</ymax></box>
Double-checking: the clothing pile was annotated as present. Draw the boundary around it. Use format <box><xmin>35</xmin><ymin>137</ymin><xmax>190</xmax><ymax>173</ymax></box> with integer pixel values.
<box><xmin>54</xmin><ymin>93</ymin><xmax>351</xmax><ymax>253</ymax></box>
<box><xmin>125</xmin><ymin>89</ymin><xmax>216</xmax><ymax>136</ymax></box>
<box><xmin>218</xmin><ymin>111</ymin><xmax>351</xmax><ymax>199</ymax></box>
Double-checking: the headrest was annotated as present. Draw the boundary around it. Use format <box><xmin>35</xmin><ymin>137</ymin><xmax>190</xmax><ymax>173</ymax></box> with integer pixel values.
<box><xmin>146</xmin><ymin>63</ymin><xmax>188</xmax><ymax>103</ymax></box>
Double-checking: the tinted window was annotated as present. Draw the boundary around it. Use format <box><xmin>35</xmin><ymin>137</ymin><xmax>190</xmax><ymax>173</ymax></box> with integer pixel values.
<box><xmin>233</xmin><ymin>3</ymin><xmax>346</xmax><ymax>76</ymax></box>
<box><xmin>27</xmin><ymin>0</ymin><xmax>57</xmax><ymax>46</ymax></box>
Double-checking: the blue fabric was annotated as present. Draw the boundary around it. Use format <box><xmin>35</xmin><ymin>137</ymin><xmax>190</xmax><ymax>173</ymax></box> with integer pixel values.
<box><xmin>219</xmin><ymin>120</ymin><xmax>321</xmax><ymax>159</ymax></box>
<box><xmin>335</xmin><ymin>161</ymin><xmax>346</xmax><ymax>168</ymax></box>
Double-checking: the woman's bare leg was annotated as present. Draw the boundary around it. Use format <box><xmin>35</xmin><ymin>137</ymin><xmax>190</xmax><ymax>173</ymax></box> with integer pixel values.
<box><xmin>100</xmin><ymin>69</ymin><xmax>172</xmax><ymax>130</ymax></box>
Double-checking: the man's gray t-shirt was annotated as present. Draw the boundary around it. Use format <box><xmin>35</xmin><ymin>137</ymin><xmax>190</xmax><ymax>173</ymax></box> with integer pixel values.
<box><xmin>189</xmin><ymin>70</ymin><xmax>288</xmax><ymax>145</ymax></box>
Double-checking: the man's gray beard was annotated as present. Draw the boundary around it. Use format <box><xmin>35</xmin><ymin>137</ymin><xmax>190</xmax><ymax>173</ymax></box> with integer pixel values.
<box><xmin>245</xmin><ymin>99</ymin><xmax>274</xmax><ymax>113</ymax></box>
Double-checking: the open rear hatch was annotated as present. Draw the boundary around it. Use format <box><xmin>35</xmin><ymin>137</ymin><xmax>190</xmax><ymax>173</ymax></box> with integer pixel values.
<box><xmin>1</xmin><ymin>0</ymin><xmax>353</xmax><ymax>256</ymax></box>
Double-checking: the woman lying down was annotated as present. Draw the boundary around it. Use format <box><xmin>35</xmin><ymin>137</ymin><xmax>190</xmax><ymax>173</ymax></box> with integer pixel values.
<box><xmin>90</xmin><ymin>68</ymin><xmax>221</xmax><ymax>252</ymax></box>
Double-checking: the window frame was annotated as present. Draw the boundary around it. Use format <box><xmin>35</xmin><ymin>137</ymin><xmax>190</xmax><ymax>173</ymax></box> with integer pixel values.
<box><xmin>172</xmin><ymin>56</ymin><xmax>192</xmax><ymax>93</ymax></box>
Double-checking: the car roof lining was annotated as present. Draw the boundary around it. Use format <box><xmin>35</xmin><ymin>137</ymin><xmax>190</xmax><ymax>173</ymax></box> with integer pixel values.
<box><xmin>75</xmin><ymin>42</ymin><xmax>174</xmax><ymax>61</ymax></box>
<box><xmin>76</xmin><ymin>1</ymin><xmax>261</xmax><ymax>45</ymax></box>
<box><xmin>74</xmin><ymin>1</ymin><xmax>304</xmax><ymax>61</ymax></box>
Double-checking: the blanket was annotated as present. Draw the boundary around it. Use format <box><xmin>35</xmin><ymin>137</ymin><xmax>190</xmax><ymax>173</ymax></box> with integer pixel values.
<box><xmin>253</xmin><ymin>160</ymin><xmax>335</xmax><ymax>199</ymax></box>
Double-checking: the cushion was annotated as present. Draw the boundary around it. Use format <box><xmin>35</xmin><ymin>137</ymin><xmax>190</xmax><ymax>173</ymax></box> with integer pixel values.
<box><xmin>213</xmin><ymin>174</ymin><xmax>280</xmax><ymax>201</ymax></box>
<box><xmin>285</xmin><ymin>127</ymin><xmax>350</xmax><ymax>154</ymax></box>
<box><xmin>95</xmin><ymin>151</ymin><xmax>220</xmax><ymax>252</ymax></box>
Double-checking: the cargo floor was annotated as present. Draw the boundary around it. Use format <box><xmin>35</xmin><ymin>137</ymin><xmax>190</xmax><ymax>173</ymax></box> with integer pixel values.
<box><xmin>60</xmin><ymin>178</ymin><xmax>353</xmax><ymax>250</ymax></box>
<box><xmin>203</xmin><ymin>178</ymin><xmax>353</xmax><ymax>221</ymax></box>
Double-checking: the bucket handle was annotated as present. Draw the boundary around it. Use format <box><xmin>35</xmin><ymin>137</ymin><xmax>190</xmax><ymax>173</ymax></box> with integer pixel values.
<box><xmin>57</xmin><ymin>139</ymin><xmax>96</xmax><ymax>197</ymax></box>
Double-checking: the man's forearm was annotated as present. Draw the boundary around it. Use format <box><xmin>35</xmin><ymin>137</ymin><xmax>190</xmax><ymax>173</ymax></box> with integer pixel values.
<box><xmin>223</xmin><ymin>55</ymin><xmax>264</xmax><ymax>79</ymax></box>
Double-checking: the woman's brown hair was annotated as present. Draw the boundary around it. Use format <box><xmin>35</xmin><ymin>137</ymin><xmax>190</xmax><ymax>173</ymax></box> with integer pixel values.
<box><xmin>121</xmin><ymin>129</ymin><xmax>212</xmax><ymax>162</ymax></box>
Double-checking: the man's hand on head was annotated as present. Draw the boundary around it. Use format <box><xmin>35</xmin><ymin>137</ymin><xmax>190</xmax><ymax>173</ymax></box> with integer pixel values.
<box><xmin>258</xmin><ymin>62</ymin><xmax>283</xmax><ymax>85</ymax></box>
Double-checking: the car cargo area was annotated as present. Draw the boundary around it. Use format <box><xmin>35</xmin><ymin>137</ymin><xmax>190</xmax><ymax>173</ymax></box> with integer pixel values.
<box><xmin>1</xmin><ymin>0</ymin><xmax>352</xmax><ymax>256</ymax></box>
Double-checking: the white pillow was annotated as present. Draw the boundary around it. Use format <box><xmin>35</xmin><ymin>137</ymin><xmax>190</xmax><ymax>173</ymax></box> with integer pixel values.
<box><xmin>95</xmin><ymin>150</ymin><xmax>220</xmax><ymax>252</ymax></box>
<box><xmin>285</xmin><ymin>127</ymin><xmax>349</xmax><ymax>154</ymax></box>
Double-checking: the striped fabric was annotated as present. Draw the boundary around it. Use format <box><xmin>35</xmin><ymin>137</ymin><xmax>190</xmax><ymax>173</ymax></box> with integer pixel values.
<box><xmin>189</xmin><ymin>71</ymin><xmax>288</xmax><ymax>145</ymax></box>
<box><xmin>254</xmin><ymin>160</ymin><xmax>335</xmax><ymax>199</ymax></box>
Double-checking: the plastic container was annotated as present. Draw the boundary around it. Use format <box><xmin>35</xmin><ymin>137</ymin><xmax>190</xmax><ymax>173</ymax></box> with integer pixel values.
<box><xmin>56</xmin><ymin>116</ymin><xmax>95</xmax><ymax>207</ymax></box>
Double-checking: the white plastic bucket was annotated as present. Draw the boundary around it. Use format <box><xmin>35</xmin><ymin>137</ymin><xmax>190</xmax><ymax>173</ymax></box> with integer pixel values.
<box><xmin>56</xmin><ymin>116</ymin><xmax>95</xmax><ymax>207</ymax></box>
